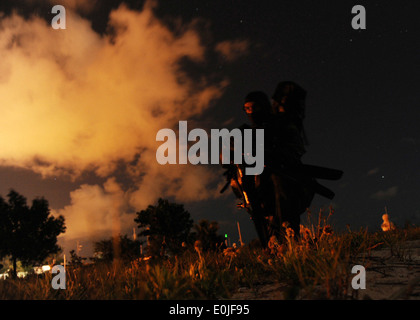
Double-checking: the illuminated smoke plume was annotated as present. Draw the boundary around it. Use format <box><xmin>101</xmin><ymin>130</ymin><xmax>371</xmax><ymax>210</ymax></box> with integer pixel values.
<box><xmin>0</xmin><ymin>1</ymin><xmax>246</xmax><ymax>244</ymax></box>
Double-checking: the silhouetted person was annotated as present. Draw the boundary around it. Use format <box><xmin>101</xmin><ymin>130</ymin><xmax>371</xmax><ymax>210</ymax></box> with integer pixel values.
<box><xmin>241</xmin><ymin>90</ymin><xmax>313</xmax><ymax>241</ymax></box>
<box><xmin>270</xmin><ymin>81</ymin><xmax>308</xmax><ymax>166</ymax></box>
<box><xmin>243</xmin><ymin>91</ymin><xmax>272</xmax><ymax>128</ymax></box>
<box><xmin>222</xmin><ymin>82</ymin><xmax>342</xmax><ymax>246</ymax></box>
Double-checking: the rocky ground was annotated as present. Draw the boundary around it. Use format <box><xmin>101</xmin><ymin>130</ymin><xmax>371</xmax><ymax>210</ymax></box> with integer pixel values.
<box><xmin>357</xmin><ymin>239</ymin><xmax>420</xmax><ymax>299</ymax></box>
<box><xmin>231</xmin><ymin>240</ymin><xmax>420</xmax><ymax>300</ymax></box>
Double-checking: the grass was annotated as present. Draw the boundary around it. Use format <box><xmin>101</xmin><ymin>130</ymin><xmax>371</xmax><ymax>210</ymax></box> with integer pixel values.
<box><xmin>1</xmin><ymin>211</ymin><xmax>419</xmax><ymax>300</ymax></box>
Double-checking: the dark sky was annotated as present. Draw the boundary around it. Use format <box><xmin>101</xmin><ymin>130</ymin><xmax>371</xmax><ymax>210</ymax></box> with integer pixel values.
<box><xmin>0</xmin><ymin>0</ymin><xmax>419</xmax><ymax>251</ymax></box>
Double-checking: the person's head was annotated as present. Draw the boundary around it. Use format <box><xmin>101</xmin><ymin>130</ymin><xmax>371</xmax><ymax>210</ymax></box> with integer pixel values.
<box><xmin>272</xmin><ymin>81</ymin><xmax>306</xmax><ymax>119</ymax></box>
<box><xmin>243</xmin><ymin>91</ymin><xmax>272</xmax><ymax>126</ymax></box>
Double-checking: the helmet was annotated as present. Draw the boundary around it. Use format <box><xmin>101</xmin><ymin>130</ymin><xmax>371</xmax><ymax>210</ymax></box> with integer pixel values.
<box><xmin>272</xmin><ymin>81</ymin><xmax>306</xmax><ymax>119</ymax></box>
<box><xmin>243</xmin><ymin>91</ymin><xmax>272</xmax><ymax>126</ymax></box>
<box><xmin>243</xmin><ymin>91</ymin><xmax>272</xmax><ymax>115</ymax></box>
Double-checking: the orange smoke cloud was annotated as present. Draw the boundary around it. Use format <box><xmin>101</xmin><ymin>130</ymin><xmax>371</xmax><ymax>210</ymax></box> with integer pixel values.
<box><xmin>215</xmin><ymin>39</ymin><xmax>250</xmax><ymax>62</ymax></box>
<box><xmin>0</xmin><ymin>2</ymin><xmax>244</xmax><ymax>243</ymax></box>
<box><xmin>0</xmin><ymin>2</ymin><xmax>222</xmax><ymax>177</ymax></box>
<box><xmin>53</xmin><ymin>178</ymin><xmax>133</xmax><ymax>241</ymax></box>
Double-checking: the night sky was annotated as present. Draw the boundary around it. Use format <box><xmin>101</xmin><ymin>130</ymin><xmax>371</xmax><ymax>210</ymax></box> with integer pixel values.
<box><xmin>0</xmin><ymin>0</ymin><xmax>419</xmax><ymax>255</ymax></box>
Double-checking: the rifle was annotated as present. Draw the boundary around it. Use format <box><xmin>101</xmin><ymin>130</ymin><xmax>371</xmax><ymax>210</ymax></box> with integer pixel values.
<box><xmin>220</xmin><ymin>162</ymin><xmax>343</xmax><ymax>200</ymax></box>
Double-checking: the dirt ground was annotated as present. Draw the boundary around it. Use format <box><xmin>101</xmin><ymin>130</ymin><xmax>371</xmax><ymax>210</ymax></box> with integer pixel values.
<box><xmin>231</xmin><ymin>240</ymin><xmax>420</xmax><ymax>300</ymax></box>
<box><xmin>356</xmin><ymin>239</ymin><xmax>420</xmax><ymax>299</ymax></box>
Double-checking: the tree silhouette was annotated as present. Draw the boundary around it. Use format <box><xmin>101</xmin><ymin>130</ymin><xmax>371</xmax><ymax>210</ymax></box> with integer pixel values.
<box><xmin>0</xmin><ymin>190</ymin><xmax>66</xmax><ymax>277</ymax></box>
<box><xmin>193</xmin><ymin>219</ymin><xmax>224</xmax><ymax>251</ymax></box>
<box><xmin>135</xmin><ymin>198</ymin><xmax>193</xmax><ymax>257</ymax></box>
<box><xmin>69</xmin><ymin>249</ymin><xmax>85</xmax><ymax>267</ymax></box>
<box><xmin>93</xmin><ymin>234</ymin><xmax>142</xmax><ymax>262</ymax></box>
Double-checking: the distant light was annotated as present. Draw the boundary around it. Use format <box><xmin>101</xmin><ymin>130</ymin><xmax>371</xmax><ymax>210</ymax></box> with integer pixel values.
<box><xmin>42</xmin><ymin>265</ymin><xmax>51</xmax><ymax>272</ymax></box>
<box><xmin>225</xmin><ymin>233</ymin><xmax>228</xmax><ymax>238</ymax></box>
